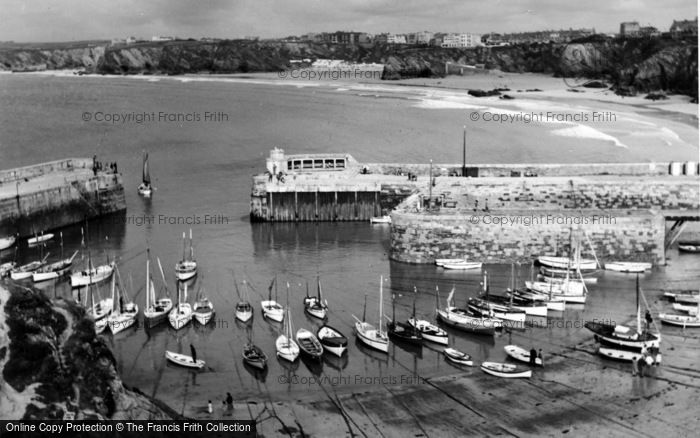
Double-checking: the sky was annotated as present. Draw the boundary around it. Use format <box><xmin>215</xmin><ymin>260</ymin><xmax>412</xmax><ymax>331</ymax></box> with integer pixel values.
<box><xmin>0</xmin><ymin>0</ymin><xmax>697</xmax><ymax>42</ymax></box>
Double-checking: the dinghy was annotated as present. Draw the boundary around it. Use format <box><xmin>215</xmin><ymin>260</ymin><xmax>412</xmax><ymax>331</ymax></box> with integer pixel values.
<box><xmin>407</xmin><ymin>318</ymin><xmax>448</xmax><ymax>345</ymax></box>
<box><xmin>303</xmin><ymin>278</ymin><xmax>328</xmax><ymax>320</ymax></box>
<box><xmin>137</xmin><ymin>151</ymin><xmax>153</xmax><ymax>197</ymax></box>
<box><xmin>597</xmin><ymin>346</ymin><xmax>662</xmax><ymax>364</ymax></box>
<box><xmin>174</xmin><ymin>229</ymin><xmax>197</xmax><ymax>280</ymax></box>
<box><xmin>353</xmin><ymin>277</ymin><xmax>389</xmax><ymax>353</ymax></box>
<box><xmin>0</xmin><ymin>235</ymin><xmax>16</xmax><ymax>251</ymax></box>
<box><xmin>441</xmin><ymin>261</ymin><xmax>483</xmax><ymax>270</ymax></box>
<box><xmin>165</xmin><ymin>348</ymin><xmax>205</xmax><ymax>369</ymax></box>
<box><xmin>243</xmin><ymin>343</ymin><xmax>268</xmax><ymax>369</ymax></box>
<box><xmin>480</xmin><ymin>361</ymin><xmax>532</xmax><ymax>378</ymax></box>
<box><xmin>504</xmin><ymin>345</ymin><xmax>542</xmax><ymax>366</ymax></box>
<box><xmin>370</xmin><ymin>215</ymin><xmax>391</xmax><ymax>224</ymax></box>
<box><xmin>296</xmin><ymin>328</ymin><xmax>324</xmax><ymax>360</ymax></box>
<box><xmin>443</xmin><ymin>348</ymin><xmax>473</xmax><ymax>366</ymax></box>
<box><xmin>27</xmin><ymin>233</ymin><xmax>54</xmax><ymax>246</ymax></box>
<box><xmin>605</xmin><ymin>262</ymin><xmax>652</xmax><ymax>273</ymax></box>
<box><xmin>143</xmin><ymin>255</ymin><xmax>173</xmax><ymax>327</ymax></box>
<box><xmin>317</xmin><ymin>325</ymin><xmax>348</xmax><ymax>357</ymax></box>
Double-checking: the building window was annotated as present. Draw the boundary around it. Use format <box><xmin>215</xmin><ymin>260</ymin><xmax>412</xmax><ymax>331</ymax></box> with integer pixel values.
<box><xmin>303</xmin><ymin>160</ymin><xmax>313</xmax><ymax>169</ymax></box>
<box><xmin>335</xmin><ymin>159</ymin><xmax>346</xmax><ymax>169</ymax></box>
<box><xmin>314</xmin><ymin>159</ymin><xmax>324</xmax><ymax>169</ymax></box>
<box><xmin>325</xmin><ymin>159</ymin><xmax>334</xmax><ymax>168</ymax></box>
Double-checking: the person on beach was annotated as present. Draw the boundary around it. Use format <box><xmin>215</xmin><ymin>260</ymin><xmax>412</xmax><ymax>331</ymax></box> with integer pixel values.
<box><xmin>529</xmin><ymin>347</ymin><xmax>537</xmax><ymax>365</ymax></box>
<box><xmin>637</xmin><ymin>356</ymin><xmax>646</xmax><ymax>378</ymax></box>
<box><xmin>632</xmin><ymin>356</ymin><xmax>638</xmax><ymax>376</ymax></box>
<box><xmin>226</xmin><ymin>392</ymin><xmax>233</xmax><ymax>410</ymax></box>
<box><xmin>537</xmin><ymin>349</ymin><xmax>544</xmax><ymax>367</ymax></box>
<box><xmin>207</xmin><ymin>400</ymin><xmax>213</xmax><ymax>414</ymax></box>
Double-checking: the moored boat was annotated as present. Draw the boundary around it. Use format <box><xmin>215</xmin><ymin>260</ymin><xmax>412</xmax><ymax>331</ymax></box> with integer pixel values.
<box><xmin>234</xmin><ymin>279</ymin><xmax>253</xmax><ymax>323</ymax></box>
<box><xmin>165</xmin><ymin>347</ymin><xmax>205</xmax><ymax>369</ymax></box>
<box><xmin>296</xmin><ymin>328</ymin><xmax>324</xmax><ymax>360</ymax></box>
<box><xmin>353</xmin><ymin>277</ymin><xmax>389</xmax><ymax>353</ymax></box>
<box><xmin>174</xmin><ymin>229</ymin><xmax>197</xmax><ymax>280</ymax></box>
<box><xmin>168</xmin><ymin>283</ymin><xmax>193</xmax><ymax>330</ymax></box>
<box><xmin>137</xmin><ymin>150</ymin><xmax>153</xmax><ymax>197</ymax></box>
<box><xmin>678</xmin><ymin>240</ymin><xmax>700</xmax><ymax>253</ymax></box>
<box><xmin>0</xmin><ymin>262</ymin><xmax>17</xmax><ymax>278</ymax></box>
<box><xmin>317</xmin><ymin>325</ymin><xmax>348</xmax><ymax>356</ymax></box>
<box><xmin>106</xmin><ymin>267</ymin><xmax>139</xmax><ymax>335</ymax></box>
<box><xmin>671</xmin><ymin>302</ymin><xmax>699</xmax><ymax>314</ymax></box>
<box><xmin>276</xmin><ymin>304</ymin><xmax>300</xmax><ymax>362</ymax></box>
<box><xmin>193</xmin><ymin>288</ymin><xmax>215</xmax><ymax>325</ymax></box>
<box><xmin>441</xmin><ymin>261</ymin><xmax>483</xmax><ymax>271</ymax></box>
<box><xmin>597</xmin><ymin>346</ymin><xmax>662</xmax><ymax>364</ymax></box>
<box><xmin>303</xmin><ymin>277</ymin><xmax>328</xmax><ymax>320</ymax></box>
<box><xmin>70</xmin><ymin>263</ymin><xmax>114</xmax><ymax>287</ymax></box>
<box><xmin>658</xmin><ymin>312</ymin><xmax>700</xmax><ymax>327</ymax></box>
<box><xmin>0</xmin><ymin>235</ymin><xmax>16</xmax><ymax>251</ymax></box>
<box><xmin>436</xmin><ymin>287</ymin><xmax>502</xmax><ymax>336</ymax></box>
<box><xmin>261</xmin><ymin>277</ymin><xmax>284</xmax><ymax>322</ymax></box>
<box><xmin>538</xmin><ymin>255</ymin><xmax>597</xmax><ymax>271</ymax></box>
<box><xmin>605</xmin><ymin>261</ymin><xmax>652</xmax><ymax>273</ymax></box>
<box><xmin>243</xmin><ymin>343</ymin><xmax>268</xmax><ymax>369</ymax></box>
<box><xmin>370</xmin><ymin>215</ymin><xmax>391</xmax><ymax>224</ymax></box>
<box><xmin>386</xmin><ymin>293</ymin><xmax>422</xmax><ymax>345</ymax></box>
<box><xmin>407</xmin><ymin>317</ymin><xmax>448</xmax><ymax>345</ymax></box>
<box><xmin>143</xmin><ymin>255</ymin><xmax>173</xmax><ymax>327</ymax></box>
<box><xmin>480</xmin><ymin>361</ymin><xmax>532</xmax><ymax>378</ymax></box>
<box><xmin>33</xmin><ymin>236</ymin><xmax>77</xmax><ymax>282</ymax></box>
<box><xmin>443</xmin><ymin>347</ymin><xmax>473</xmax><ymax>366</ymax></box>
<box><xmin>10</xmin><ymin>258</ymin><xmax>47</xmax><ymax>280</ymax></box>
<box><xmin>27</xmin><ymin>232</ymin><xmax>54</xmax><ymax>246</ymax></box>
<box><xmin>504</xmin><ymin>345</ymin><xmax>542</xmax><ymax>366</ymax></box>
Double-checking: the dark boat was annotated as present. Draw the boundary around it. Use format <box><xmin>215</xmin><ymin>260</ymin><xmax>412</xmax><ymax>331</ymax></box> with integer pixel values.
<box><xmin>296</xmin><ymin>328</ymin><xmax>324</xmax><ymax>361</ymax></box>
<box><xmin>386</xmin><ymin>293</ymin><xmax>422</xmax><ymax>345</ymax></box>
<box><xmin>317</xmin><ymin>324</ymin><xmax>348</xmax><ymax>357</ymax></box>
<box><xmin>242</xmin><ymin>343</ymin><xmax>267</xmax><ymax>370</ymax></box>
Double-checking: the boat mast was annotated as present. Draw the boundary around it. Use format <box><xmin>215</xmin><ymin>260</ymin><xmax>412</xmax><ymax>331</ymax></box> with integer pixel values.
<box><xmin>157</xmin><ymin>256</ymin><xmax>169</xmax><ymax>297</ymax></box>
<box><xmin>636</xmin><ymin>274</ymin><xmax>641</xmax><ymax>334</ymax></box>
<box><xmin>317</xmin><ymin>276</ymin><xmax>322</xmax><ymax>302</ymax></box>
<box><xmin>188</xmin><ymin>229</ymin><xmax>194</xmax><ymax>261</ymax></box>
<box><xmin>181</xmin><ymin>232</ymin><xmax>186</xmax><ymax>262</ymax></box>
<box><xmin>146</xmin><ymin>249</ymin><xmax>151</xmax><ymax>310</ymax></box>
<box><xmin>362</xmin><ymin>293</ymin><xmax>367</xmax><ymax>322</ymax></box>
<box><xmin>378</xmin><ymin>276</ymin><xmax>384</xmax><ymax>336</ymax></box>
<box><xmin>110</xmin><ymin>267</ymin><xmax>118</xmax><ymax>315</ymax></box>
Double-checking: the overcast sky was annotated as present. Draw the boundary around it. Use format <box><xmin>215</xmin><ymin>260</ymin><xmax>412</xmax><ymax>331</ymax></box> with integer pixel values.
<box><xmin>1</xmin><ymin>0</ymin><xmax>697</xmax><ymax>42</ymax></box>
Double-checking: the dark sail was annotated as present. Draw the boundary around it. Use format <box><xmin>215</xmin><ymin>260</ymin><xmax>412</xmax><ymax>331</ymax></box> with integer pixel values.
<box><xmin>142</xmin><ymin>152</ymin><xmax>151</xmax><ymax>184</ymax></box>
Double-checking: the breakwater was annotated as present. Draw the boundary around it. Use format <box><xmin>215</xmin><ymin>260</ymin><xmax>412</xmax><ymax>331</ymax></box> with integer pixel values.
<box><xmin>0</xmin><ymin>158</ymin><xmax>126</xmax><ymax>237</ymax></box>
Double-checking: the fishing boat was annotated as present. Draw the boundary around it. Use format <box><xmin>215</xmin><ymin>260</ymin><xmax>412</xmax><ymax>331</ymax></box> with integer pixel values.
<box><xmin>511</xmin><ymin>289</ymin><xmax>566</xmax><ymax>311</ymax></box>
<box><xmin>10</xmin><ymin>256</ymin><xmax>48</xmax><ymax>280</ymax></box>
<box><xmin>370</xmin><ymin>215</ymin><xmax>391</xmax><ymax>224</ymax></box>
<box><xmin>441</xmin><ymin>261</ymin><xmax>483</xmax><ymax>271</ymax></box>
<box><xmin>386</xmin><ymin>294</ymin><xmax>422</xmax><ymax>345</ymax></box>
<box><xmin>538</xmin><ymin>256</ymin><xmax>597</xmax><ymax>271</ymax></box>
<box><xmin>443</xmin><ymin>348</ymin><xmax>473</xmax><ymax>366</ymax></box>
<box><xmin>27</xmin><ymin>232</ymin><xmax>54</xmax><ymax>246</ymax></box>
<box><xmin>261</xmin><ymin>277</ymin><xmax>284</xmax><ymax>322</ymax></box>
<box><xmin>174</xmin><ymin>229</ymin><xmax>197</xmax><ymax>281</ymax></box>
<box><xmin>234</xmin><ymin>279</ymin><xmax>253</xmax><ymax>323</ymax></box>
<box><xmin>137</xmin><ymin>151</ymin><xmax>153</xmax><ymax>197</ymax></box>
<box><xmin>276</xmin><ymin>301</ymin><xmax>300</xmax><ymax>362</ymax></box>
<box><xmin>106</xmin><ymin>268</ymin><xmax>139</xmax><ymax>335</ymax></box>
<box><xmin>143</xmin><ymin>254</ymin><xmax>173</xmax><ymax>327</ymax></box>
<box><xmin>296</xmin><ymin>328</ymin><xmax>324</xmax><ymax>360</ymax></box>
<box><xmin>663</xmin><ymin>290</ymin><xmax>700</xmax><ymax>302</ymax></box>
<box><xmin>672</xmin><ymin>303</ymin><xmax>699</xmax><ymax>314</ymax></box>
<box><xmin>678</xmin><ymin>240</ymin><xmax>700</xmax><ymax>253</ymax></box>
<box><xmin>71</xmin><ymin>263</ymin><xmax>114</xmax><ymax>287</ymax></box>
<box><xmin>353</xmin><ymin>277</ymin><xmax>389</xmax><ymax>353</ymax></box>
<box><xmin>0</xmin><ymin>262</ymin><xmax>17</xmax><ymax>278</ymax></box>
<box><xmin>525</xmin><ymin>278</ymin><xmax>585</xmax><ymax>297</ymax></box>
<box><xmin>597</xmin><ymin>346</ymin><xmax>662</xmax><ymax>364</ymax></box>
<box><xmin>538</xmin><ymin>266</ymin><xmax>599</xmax><ymax>284</ymax></box>
<box><xmin>165</xmin><ymin>346</ymin><xmax>205</xmax><ymax>369</ymax></box>
<box><xmin>585</xmin><ymin>277</ymin><xmax>661</xmax><ymax>349</ymax></box>
<box><xmin>193</xmin><ymin>287</ymin><xmax>215</xmax><ymax>325</ymax></box>
<box><xmin>658</xmin><ymin>312</ymin><xmax>700</xmax><ymax>327</ymax></box>
<box><xmin>504</xmin><ymin>345</ymin><xmax>542</xmax><ymax>366</ymax></box>
<box><xmin>407</xmin><ymin>318</ymin><xmax>448</xmax><ymax>345</ymax></box>
<box><xmin>303</xmin><ymin>278</ymin><xmax>328</xmax><ymax>320</ymax></box>
<box><xmin>88</xmin><ymin>282</ymin><xmax>113</xmax><ymax>322</ymax></box>
<box><xmin>481</xmin><ymin>362</ymin><xmax>532</xmax><ymax>378</ymax></box>
<box><xmin>0</xmin><ymin>235</ymin><xmax>16</xmax><ymax>251</ymax></box>
<box><xmin>316</xmin><ymin>325</ymin><xmax>348</xmax><ymax>356</ymax></box>
<box><xmin>605</xmin><ymin>262</ymin><xmax>652</xmax><ymax>273</ymax></box>
<box><xmin>32</xmin><ymin>233</ymin><xmax>76</xmax><ymax>282</ymax></box>
<box><xmin>168</xmin><ymin>283</ymin><xmax>193</xmax><ymax>330</ymax></box>
<box><xmin>467</xmin><ymin>270</ymin><xmax>527</xmax><ymax>322</ymax></box>
<box><xmin>243</xmin><ymin>343</ymin><xmax>268</xmax><ymax>369</ymax></box>
<box><xmin>436</xmin><ymin>286</ymin><xmax>502</xmax><ymax>335</ymax></box>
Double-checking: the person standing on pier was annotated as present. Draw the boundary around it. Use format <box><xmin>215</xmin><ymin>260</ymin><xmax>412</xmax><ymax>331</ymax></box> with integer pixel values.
<box><xmin>207</xmin><ymin>400</ymin><xmax>213</xmax><ymax>414</ymax></box>
<box><xmin>537</xmin><ymin>349</ymin><xmax>544</xmax><ymax>367</ymax></box>
<box><xmin>529</xmin><ymin>347</ymin><xmax>537</xmax><ymax>366</ymax></box>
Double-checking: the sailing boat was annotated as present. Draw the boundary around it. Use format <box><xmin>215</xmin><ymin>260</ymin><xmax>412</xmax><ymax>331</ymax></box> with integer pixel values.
<box><xmin>352</xmin><ymin>276</ymin><xmax>389</xmax><ymax>353</ymax></box>
<box><xmin>235</xmin><ymin>279</ymin><xmax>253</xmax><ymax>323</ymax></box>
<box><xmin>89</xmin><ymin>279</ymin><xmax>113</xmax><ymax>322</ymax></box>
<box><xmin>106</xmin><ymin>267</ymin><xmax>139</xmax><ymax>334</ymax></box>
<box><xmin>168</xmin><ymin>282</ymin><xmax>193</xmax><ymax>330</ymax></box>
<box><xmin>276</xmin><ymin>283</ymin><xmax>300</xmax><ymax>362</ymax></box>
<box><xmin>10</xmin><ymin>243</ymin><xmax>48</xmax><ymax>280</ymax></box>
<box><xmin>193</xmin><ymin>286</ymin><xmax>215</xmax><ymax>325</ymax></box>
<box><xmin>585</xmin><ymin>276</ymin><xmax>661</xmax><ymax>359</ymax></box>
<box><xmin>174</xmin><ymin>229</ymin><xmax>197</xmax><ymax>281</ymax></box>
<box><xmin>468</xmin><ymin>270</ymin><xmax>527</xmax><ymax>322</ymax></box>
<box><xmin>261</xmin><ymin>276</ymin><xmax>284</xmax><ymax>322</ymax></box>
<box><xmin>408</xmin><ymin>287</ymin><xmax>448</xmax><ymax>345</ymax></box>
<box><xmin>386</xmin><ymin>293</ymin><xmax>422</xmax><ymax>345</ymax></box>
<box><xmin>33</xmin><ymin>233</ymin><xmax>78</xmax><ymax>282</ymax></box>
<box><xmin>143</xmin><ymin>254</ymin><xmax>173</xmax><ymax>327</ymax></box>
<box><xmin>303</xmin><ymin>277</ymin><xmax>328</xmax><ymax>320</ymax></box>
<box><xmin>71</xmin><ymin>226</ymin><xmax>114</xmax><ymax>287</ymax></box>
<box><xmin>137</xmin><ymin>151</ymin><xmax>152</xmax><ymax>197</ymax></box>
<box><xmin>436</xmin><ymin>285</ymin><xmax>502</xmax><ymax>335</ymax></box>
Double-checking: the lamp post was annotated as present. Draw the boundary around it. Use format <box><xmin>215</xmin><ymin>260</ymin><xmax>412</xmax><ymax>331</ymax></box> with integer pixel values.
<box><xmin>462</xmin><ymin>125</ymin><xmax>467</xmax><ymax>177</ymax></box>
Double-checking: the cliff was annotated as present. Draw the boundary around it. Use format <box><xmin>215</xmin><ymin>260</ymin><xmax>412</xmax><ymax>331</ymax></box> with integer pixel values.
<box><xmin>0</xmin><ymin>285</ymin><xmax>181</xmax><ymax>420</ymax></box>
<box><xmin>0</xmin><ymin>38</ymin><xmax>696</xmax><ymax>97</ymax></box>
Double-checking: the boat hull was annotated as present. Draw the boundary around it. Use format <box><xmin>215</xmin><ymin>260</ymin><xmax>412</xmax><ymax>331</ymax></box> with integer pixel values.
<box><xmin>597</xmin><ymin>347</ymin><xmax>662</xmax><ymax>364</ymax></box>
<box><xmin>70</xmin><ymin>264</ymin><xmax>114</xmax><ymax>287</ymax></box>
<box><xmin>436</xmin><ymin>308</ymin><xmax>499</xmax><ymax>335</ymax></box>
<box><xmin>659</xmin><ymin>313</ymin><xmax>700</xmax><ymax>327</ymax></box>
<box><xmin>441</xmin><ymin>262</ymin><xmax>483</xmax><ymax>270</ymax></box>
<box><xmin>443</xmin><ymin>348</ymin><xmax>473</xmax><ymax>366</ymax></box>
<box><xmin>276</xmin><ymin>335</ymin><xmax>300</xmax><ymax>362</ymax></box>
<box><xmin>504</xmin><ymin>345</ymin><xmax>543</xmax><ymax>366</ymax></box>
<box><xmin>538</xmin><ymin>256</ymin><xmax>597</xmax><ymax>271</ymax></box>
<box><xmin>261</xmin><ymin>301</ymin><xmax>284</xmax><ymax>322</ymax></box>
<box><xmin>481</xmin><ymin>362</ymin><xmax>532</xmax><ymax>378</ymax></box>
<box><xmin>317</xmin><ymin>325</ymin><xmax>348</xmax><ymax>357</ymax></box>
<box><xmin>605</xmin><ymin>262</ymin><xmax>652</xmax><ymax>273</ymax></box>
<box><xmin>0</xmin><ymin>236</ymin><xmax>16</xmax><ymax>251</ymax></box>
<box><xmin>354</xmin><ymin>321</ymin><xmax>388</xmax><ymax>353</ymax></box>
<box><xmin>168</xmin><ymin>304</ymin><xmax>193</xmax><ymax>330</ymax></box>
<box><xmin>165</xmin><ymin>351</ymin><xmax>205</xmax><ymax>369</ymax></box>
<box><xmin>408</xmin><ymin>318</ymin><xmax>448</xmax><ymax>345</ymax></box>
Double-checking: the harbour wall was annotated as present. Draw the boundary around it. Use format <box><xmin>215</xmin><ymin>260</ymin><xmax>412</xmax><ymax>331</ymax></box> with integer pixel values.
<box><xmin>0</xmin><ymin>159</ymin><xmax>126</xmax><ymax>237</ymax></box>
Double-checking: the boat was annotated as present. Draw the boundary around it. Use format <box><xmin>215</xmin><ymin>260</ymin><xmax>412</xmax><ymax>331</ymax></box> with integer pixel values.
<box><xmin>87</xmin><ymin>282</ymin><xmax>113</xmax><ymax>322</ymax></box>
<box><xmin>0</xmin><ymin>235</ymin><xmax>16</xmax><ymax>251</ymax></box>
<box><xmin>261</xmin><ymin>277</ymin><xmax>284</xmax><ymax>322</ymax></box>
<box><xmin>10</xmin><ymin>256</ymin><xmax>48</xmax><ymax>280</ymax></box>
<box><xmin>658</xmin><ymin>312</ymin><xmax>700</xmax><ymax>327</ymax></box>
<box><xmin>678</xmin><ymin>240</ymin><xmax>700</xmax><ymax>253</ymax></box>
<box><xmin>538</xmin><ymin>255</ymin><xmax>597</xmax><ymax>271</ymax></box>
<box><xmin>174</xmin><ymin>229</ymin><xmax>197</xmax><ymax>281</ymax></box>
<box><xmin>468</xmin><ymin>270</ymin><xmax>527</xmax><ymax>322</ymax></box>
<box><xmin>443</xmin><ymin>347</ymin><xmax>473</xmax><ymax>366</ymax></box>
<box><xmin>597</xmin><ymin>346</ymin><xmax>662</xmax><ymax>364</ymax></box>
<box><xmin>585</xmin><ymin>277</ymin><xmax>661</xmax><ymax>349</ymax></box>
<box><xmin>296</xmin><ymin>328</ymin><xmax>324</xmax><ymax>360</ymax></box>
<box><xmin>303</xmin><ymin>277</ymin><xmax>328</xmax><ymax>320</ymax></box>
<box><xmin>504</xmin><ymin>345</ymin><xmax>542</xmax><ymax>366</ymax></box>
<box><xmin>435</xmin><ymin>258</ymin><xmax>465</xmax><ymax>266</ymax></box>
<box><xmin>436</xmin><ymin>286</ymin><xmax>502</xmax><ymax>335</ymax></box>
<box><xmin>106</xmin><ymin>267</ymin><xmax>139</xmax><ymax>335</ymax></box>
<box><xmin>370</xmin><ymin>215</ymin><xmax>391</xmax><ymax>224</ymax></box>
<box><xmin>165</xmin><ymin>346</ymin><xmax>205</xmax><ymax>369</ymax></box>
<box><xmin>32</xmin><ymin>233</ymin><xmax>76</xmax><ymax>282</ymax></box>
<box><xmin>441</xmin><ymin>261</ymin><xmax>483</xmax><ymax>271</ymax></box>
<box><xmin>0</xmin><ymin>262</ymin><xmax>17</xmax><ymax>278</ymax></box>
<box><xmin>137</xmin><ymin>151</ymin><xmax>153</xmax><ymax>197</ymax></box>
<box><xmin>70</xmin><ymin>263</ymin><xmax>114</xmax><ymax>287</ymax></box>
<box><xmin>168</xmin><ymin>283</ymin><xmax>193</xmax><ymax>330</ymax></box>
<box><xmin>234</xmin><ymin>279</ymin><xmax>253</xmax><ymax>323</ymax></box>
<box><xmin>27</xmin><ymin>232</ymin><xmax>54</xmax><ymax>246</ymax></box>
<box><xmin>143</xmin><ymin>254</ymin><xmax>173</xmax><ymax>327</ymax></box>
<box><xmin>386</xmin><ymin>294</ymin><xmax>422</xmax><ymax>345</ymax></box>
<box><xmin>193</xmin><ymin>287</ymin><xmax>215</xmax><ymax>325</ymax></box>
<box><xmin>525</xmin><ymin>279</ymin><xmax>585</xmax><ymax>297</ymax></box>
<box><xmin>407</xmin><ymin>317</ymin><xmax>448</xmax><ymax>345</ymax></box>
<box><xmin>605</xmin><ymin>262</ymin><xmax>652</xmax><ymax>273</ymax></box>
<box><xmin>663</xmin><ymin>290</ymin><xmax>700</xmax><ymax>302</ymax></box>
<box><xmin>317</xmin><ymin>325</ymin><xmax>348</xmax><ymax>356</ymax></box>
<box><xmin>276</xmin><ymin>297</ymin><xmax>300</xmax><ymax>362</ymax></box>
<box><xmin>672</xmin><ymin>303</ymin><xmax>699</xmax><ymax>314</ymax></box>
<box><xmin>243</xmin><ymin>343</ymin><xmax>268</xmax><ymax>369</ymax></box>
<box><xmin>539</xmin><ymin>266</ymin><xmax>599</xmax><ymax>284</ymax></box>
<box><xmin>480</xmin><ymin>361</ymin><xmax>532</xmax><ymax>378</ymax></box>
<box><xmin>511</xmin><ymin>289</ymin><xmax>566</xmax><ymax>311</ymax></box>
<box><xmin>352</xmin><ymin>277</ymin><xmax>389</xmax><ymax>353</ymax></box>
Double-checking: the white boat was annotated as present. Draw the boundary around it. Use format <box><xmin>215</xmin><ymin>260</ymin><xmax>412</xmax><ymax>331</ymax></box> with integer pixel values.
<box><xmin>106</xmin><ymin>268</ymin><xmax>138</xmax><ymax>335</ymax></box>
<box><xmin>480</xmin><ymin>361</ymin><xmax>532</xmax><ymax>378</ymax></box>
<box><xmin>539</xmin><ymin>266</ymin><xmax>599</xmax><ymax>284</ymax></box>
<box><xmin>175</xmin><ymin>229</ymin><xmax>197</xmax><ymax>280</ymax></box>
<box><xmin>468</xmin><ymin>297</ymin><xmax>526</xmax><ymax>323</ymax></box>
<box><xmin>317</xmin><ymin>325</ymin><xmax>348</xmax><ymax>357</ymax></box>
<box><xmin>353</xmin><ymin>276</ymin><xmax>389</xmax><ymax>353</ymax></box>
<box><xmin>658</xmin><ymin>312</ymin><xmax>700</xmax><ymax>327</ymax></box>
<box><xmin>443</xmin><ymin>347</ymin><xmax>473</xmax><ymax>366</ymax></box>
<box><xmin>0</xmin><ymin>262</ymin><xmax>17</xmax><ymax>278</ymax></box>
<box><xmin>370</xmin><ymin>215</ymin><xmax>391</xmax><ymax>224</ymax></box>
<box><xmin>70</xmin><ymin>263</ymin><xmax>114</xmax><ymax>287</ymax></box>
<box><xmin>234</xmin><ymin>279</ymin><xmax>253</xmax><ymax>323</ymax></box>
<box><xmin>435</xmin><ymin>258</ymin><xmax>464</xmax><ymax>266</ymax></box>
<box><xmin>276</xmin><ymin>304</ymin><xmax>300</xmax><ymax>362</ymax></box>
<box><xmin>303</xmin><ymin>278</ymin><xmax>328</xmax><ymax>320</ymax></box>
<box><xmin>33</xmin><ymin>237</ymin><xmax>77</xmax><ymax>282</ymax></box>
<box><xmin>261</xmin><ymin>277</ymin><xmax>284</xmax><ymax>322</ymax></box>
<box><xmin>441</xmin><ymin>262</ymin><xmax>483</xmax><ymax>271</ymax></box>
<box><xmin>408</xmin><ymin>318</ymin><xmax>448</xmax><ymax>345</ymax></box>
<box><xmin>436</xmin><ymin>287</ymin><xmax>502</xmax><ymax>335</ymax></box>
<box><xmin>538</xmin><ymin>255</ymin><xmax>597</xmax><ymax>271</ymax></box>
<box><xmin>193</xmin><ymin>289</ymin><xmax>215</xmax><ymax>325</ymax></box>
<box><xmin>663</xmin><ymin>290</ymin><xmax>700</xmax><ymax>302</ymax></box>
<box><xmin>525</xmin><ymin>279</ymin><xmax>585</xmax><ymax>296</ymax></box>
<box><xmin>165</xmin><ymin>348</ymin><xmax>205</xmax><ymax>369</ymax></box>
<box><xmin>597</xmin><ymin>346</ymin><xmax>662</xmax><ymax>364</ymax></box>
<box><xmin>87</xmin><ymin>285</ymin><xmax>113</xmax><ymax>322</ymax></box>
<box><xmin>0</xmin><ymin>235</ymin><xmax>16</xmax><ymax>251</ymax></box>
<box><xmin>504</xmin><ymin>345</ymin><xmax>543</xmax><ymax>366</ymax></box>
<box><xmin>168</xmin><ymin>283</ymin><xmax>193</xmax><ymax>330</ymax></box>
<box><xmin>10</xmin><ymin>258</ymin><xmax>47</xmax><ymax>280</ymax></box>
<box><xmin>511</xmin><ymin>290</ymin><xmax>566</xmax><ymax>312</ymax></box>
<box><xmin>143</xmin><ymin>255</ymin><xmax>173</xmax><ymax>327</ymax></box>
<box><xmin>605</xmin><ymin>261</ymin><xmax>652</xmax><ymax>273</ymax></box>
<box><xmin>672</xmin><ymin>303</ymin><xmax>699</xmax><ymax>314</ymax></box>
<box><xmin>137</xmin><ymin>151</ymin><xmax>153</xmax><ymax>197</ymax></box>
<box><xmin>678</xmin><ymin>241</ymin><xmax>700</xmax><ymax>253</ymax></box>
<box><xmin>27</xmin><ymin>233</ymin><xmax>54</xmax><ymax>246</ymax></box>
